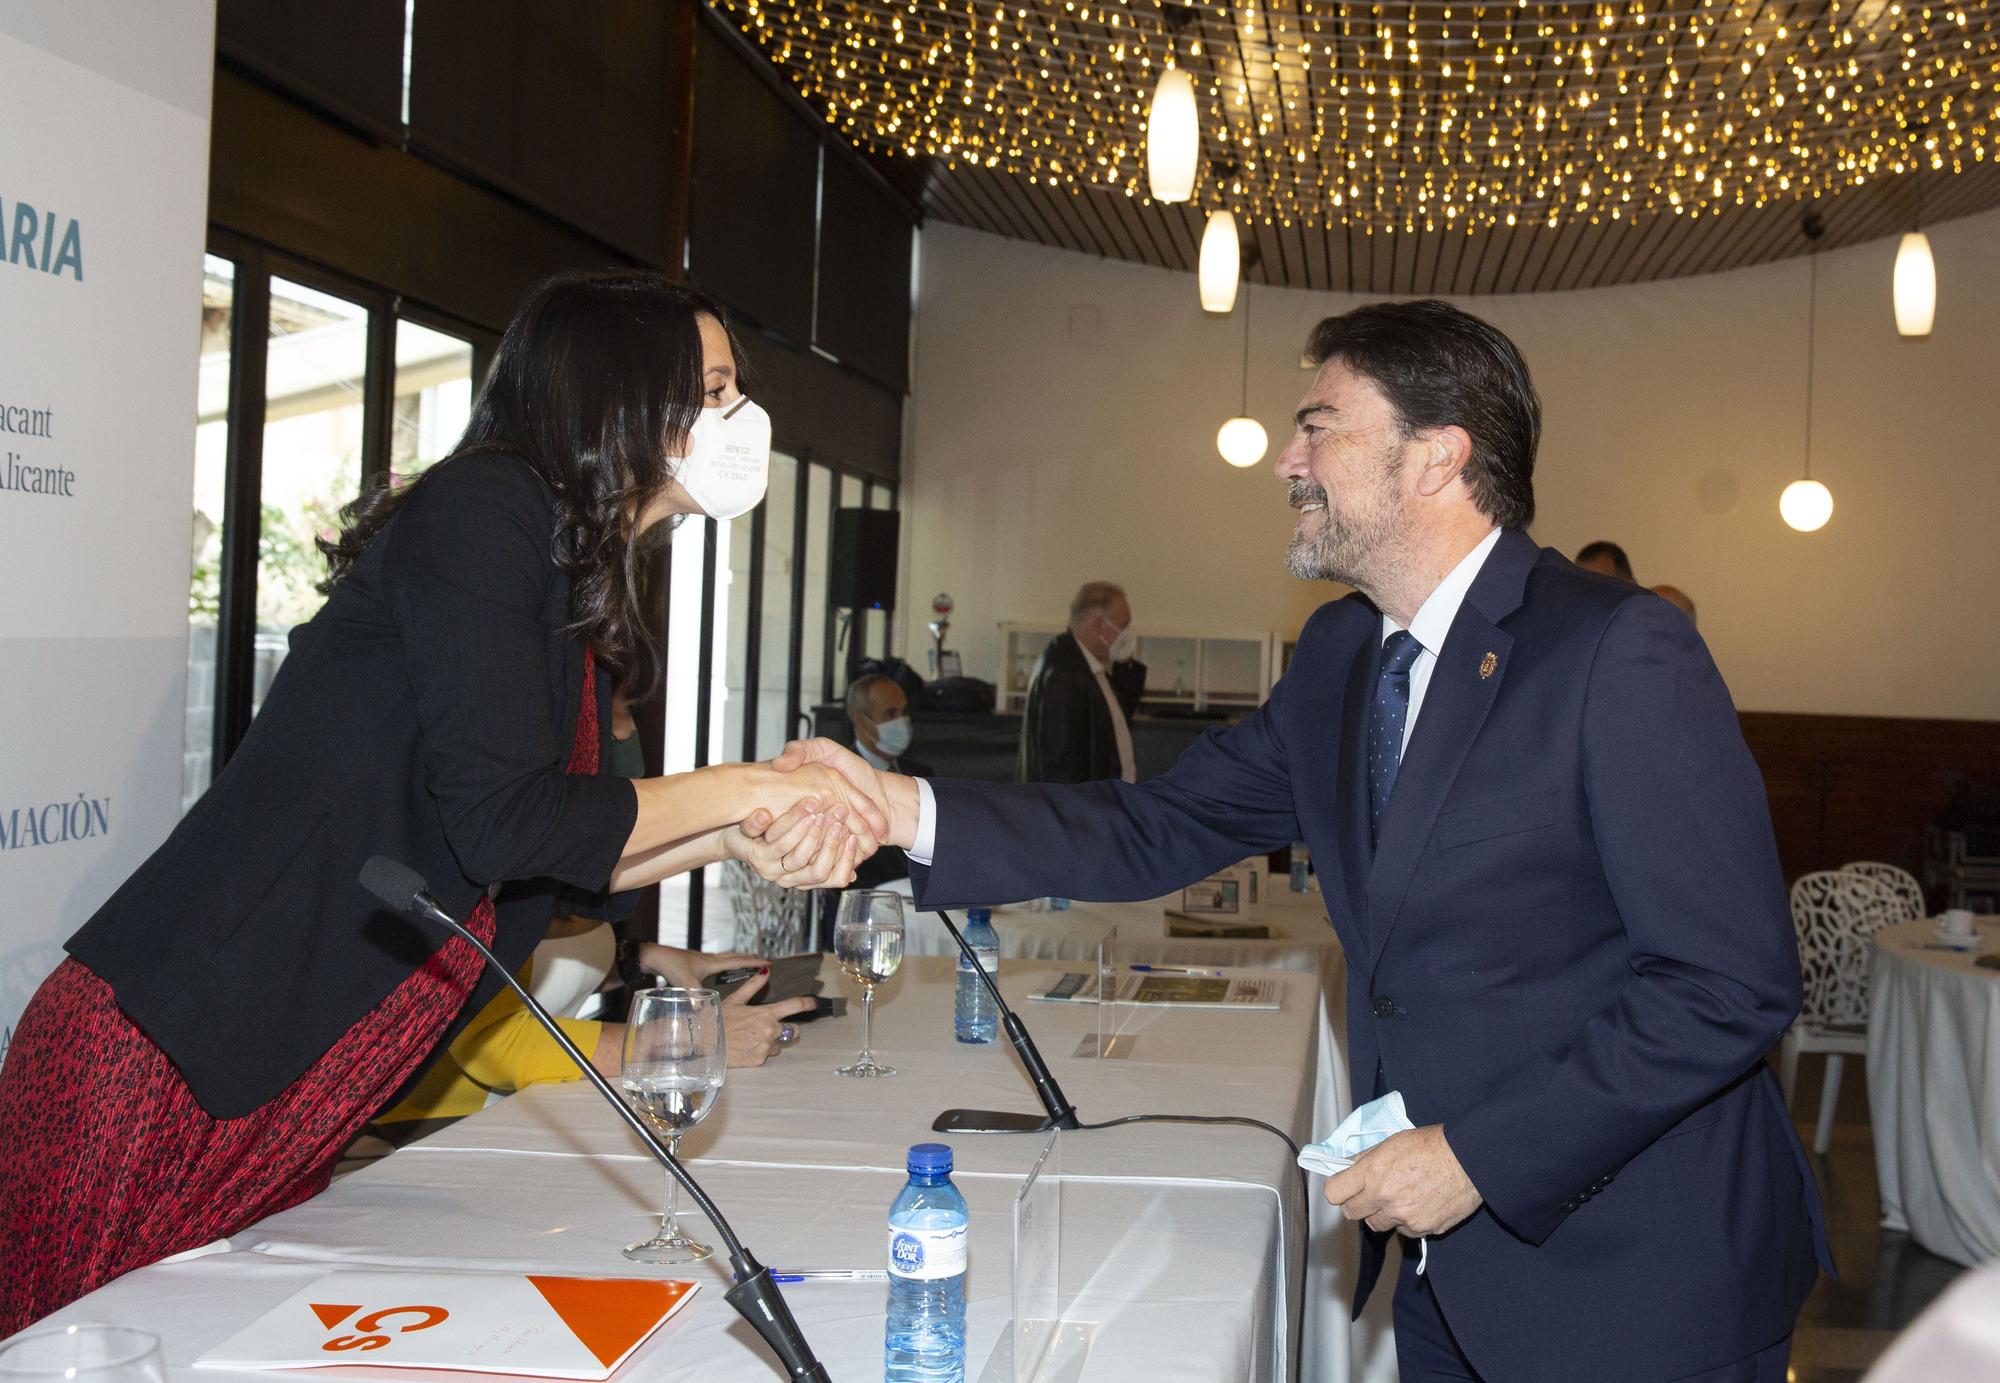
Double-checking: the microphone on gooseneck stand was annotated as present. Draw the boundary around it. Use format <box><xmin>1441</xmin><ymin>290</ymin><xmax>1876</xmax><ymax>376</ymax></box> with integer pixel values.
<box><xmin>929</xmin><ymin>909</ymin><xmax>1082</xmax><ymax>1135</ymax></box>
<box><xmin>358</xmin><ymin>856</ymin><xmax>833</xmax><ymax>1383</ymax></box>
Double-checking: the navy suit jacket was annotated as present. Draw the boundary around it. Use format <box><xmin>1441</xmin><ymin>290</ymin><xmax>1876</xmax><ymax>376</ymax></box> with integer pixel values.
<box><xmin>911</xmin><ymin>529</ymin><xmax>1831</xmax><ymax>1382</ymax></box>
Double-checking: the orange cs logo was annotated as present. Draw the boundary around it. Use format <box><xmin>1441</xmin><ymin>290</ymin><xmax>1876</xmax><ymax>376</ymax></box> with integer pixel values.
<box><xmin>313</xmin><ymin>1303</ymin><xmax>450</xmax><ymax>1352</ymax></box>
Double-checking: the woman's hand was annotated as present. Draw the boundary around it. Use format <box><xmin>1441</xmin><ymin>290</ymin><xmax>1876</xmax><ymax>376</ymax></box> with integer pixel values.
<box><xmin>724</xmin><ymin>797</ymin><xmax>866</xmax><ymax>889</ymax></box>
<box><xmin>592</xmin><ymin>968</ymin><xmax>814</xmax><ymax>1072</ymax></box>
<box><xmin>716</xmin><ymin>970</ymin><xmax>817</xmax><ymax>1067</ymax></box>
<box><xmin>634</xmin><ymin>942</ymin><xmax>764</xmax><ymax>990</ymax></box>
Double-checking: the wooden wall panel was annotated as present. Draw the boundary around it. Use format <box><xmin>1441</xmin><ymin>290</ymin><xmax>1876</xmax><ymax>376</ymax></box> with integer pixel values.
<box><xmin>217</xmin><ymin>0</ymin><xmax>405</xmax><ymax>140</ymax></box>
<box><xmin>1740</xmin><ymin>712</ymin><xmax>2000</xmax><ymax>899</ymax></box>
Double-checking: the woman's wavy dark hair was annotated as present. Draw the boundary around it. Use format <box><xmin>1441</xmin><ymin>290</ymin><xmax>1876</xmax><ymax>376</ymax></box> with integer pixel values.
<box><xmin>318</xmin><ymin>270</ymin><xmax>733</xmax><ymax>696</ymax></box>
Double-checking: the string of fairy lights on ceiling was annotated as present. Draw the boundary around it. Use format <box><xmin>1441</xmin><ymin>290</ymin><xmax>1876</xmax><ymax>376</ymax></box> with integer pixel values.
<box><xmin>709</xmin><ymin>0</ymin><xmax>1997</xmax><ymax>236</ymax></box>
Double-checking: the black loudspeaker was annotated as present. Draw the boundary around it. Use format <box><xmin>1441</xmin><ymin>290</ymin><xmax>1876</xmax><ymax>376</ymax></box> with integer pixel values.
<box><xmin>830</xmin><ymin>508</ymin><xmax>898</xmax><ymax>611</ymax></box>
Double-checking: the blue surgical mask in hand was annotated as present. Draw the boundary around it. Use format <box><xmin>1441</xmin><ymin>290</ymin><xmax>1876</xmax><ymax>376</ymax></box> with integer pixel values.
<box><xmin>1298</xmin><ymin>1090</ymin><xmax>1430</xmax><ymax>1272</ymax></box>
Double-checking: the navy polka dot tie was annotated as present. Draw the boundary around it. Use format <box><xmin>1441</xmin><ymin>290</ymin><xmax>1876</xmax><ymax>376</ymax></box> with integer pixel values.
<box><xmin>1368</xmin><ymin>630</ymin><xmax>1424</xmax><ymax>847</ymax></box>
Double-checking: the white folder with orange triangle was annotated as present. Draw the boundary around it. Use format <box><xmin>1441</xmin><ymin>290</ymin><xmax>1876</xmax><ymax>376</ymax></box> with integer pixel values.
<box><xmin>194</xmin><ymin>1270</ymin><xmax>700</xmax><ymax>1380</ymax></box>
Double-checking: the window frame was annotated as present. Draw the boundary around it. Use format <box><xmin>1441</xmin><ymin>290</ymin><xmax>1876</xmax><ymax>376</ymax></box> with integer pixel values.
<box><xmin>195</xmin><ymin>229</ymin><xmax>497</xmax><ymax>783</ymax></box>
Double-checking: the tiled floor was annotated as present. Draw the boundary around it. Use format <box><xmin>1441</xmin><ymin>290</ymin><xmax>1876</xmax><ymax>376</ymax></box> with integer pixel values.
<box><xmin>1788</xmin><ymin>1052</ymin><xmax>1966</xmax><ymax>1383</ymax></box>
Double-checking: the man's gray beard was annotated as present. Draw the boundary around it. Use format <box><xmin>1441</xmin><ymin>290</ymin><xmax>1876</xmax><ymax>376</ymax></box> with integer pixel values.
<box><xmin>1285</xmin><ymin>506</ymin><xmax>1400</xmax><ymax>587</ymax></box>
<box><xmin>1283</xmin><ymin>457</ymin><xmax>1406</xmax><ymax>587</ymax></box>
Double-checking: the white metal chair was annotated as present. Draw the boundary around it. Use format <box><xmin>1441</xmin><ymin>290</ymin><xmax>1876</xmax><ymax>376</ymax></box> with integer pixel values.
<box><xmin>1839</xmin><ymin>860</ymin><xmax>1927</xmax><ymax>923</ymax></box>
<box><xmin>1778</xmin><ymin>869</ymin><xmax>1905</xmax><ymax>1154</ymax></box>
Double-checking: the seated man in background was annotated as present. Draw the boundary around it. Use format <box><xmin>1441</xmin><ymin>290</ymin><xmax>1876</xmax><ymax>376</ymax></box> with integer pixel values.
<box><xmin>843</xmin><ymin>673</ymin><xmax>930</xmax><ymax>891</ymax></box>
<box><xmin>847</xmin><ymin>673</ymin><xmax>929</xmax><ymax>778</ymax></box>
<box><xmin>1018</xmin><ymin>581</ymin><xmax>1145</xmax><ymax>784</ymax></box>
<box><xmin>1573</xmin><ymin>539</ymin><xmax>1634</xmax><ymax>580</ymax></box>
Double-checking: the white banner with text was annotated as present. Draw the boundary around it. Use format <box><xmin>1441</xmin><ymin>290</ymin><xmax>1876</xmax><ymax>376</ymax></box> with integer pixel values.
<box><xmin>0</xmin><ymin>2</ymin><xmax>216</xmax><ymax>1056</ymax></box>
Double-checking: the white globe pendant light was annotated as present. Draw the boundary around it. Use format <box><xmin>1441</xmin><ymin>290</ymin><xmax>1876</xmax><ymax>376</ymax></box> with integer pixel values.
<box><xmin>1146</xmin><ymin>67</ymin><xmax>1198</xmax><ymax>203</ymax></box>
<box><xmin>1780</xmin><ymin>479</ymin><xmax>1834</xmax><ymax>532</ymax></box>
<box><xmin>1893</xmin><ymin>231</ymin><xmax>1936</xmax><ymax>337</ymax></box>
<box><xmin>1199</xmin><ymin>209</ymin><xmax>1239</xmax><ymax>313</ymax></box>
<box><xmin>1216</xmin><ymin>282</ymin><xmax>1266</xmax><ymax>467</ymax></box>
<box><xmin>1217</xmin><ymin>416</ymin><xmax>1268</xmax><ymax>467</ymax></box>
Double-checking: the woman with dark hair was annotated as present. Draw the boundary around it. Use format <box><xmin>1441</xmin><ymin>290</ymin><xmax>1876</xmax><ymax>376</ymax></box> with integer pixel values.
<box><xmin>0</xmin><ymin>270</ymin><xmax>880</xmax><ymax>1331</ymax></box>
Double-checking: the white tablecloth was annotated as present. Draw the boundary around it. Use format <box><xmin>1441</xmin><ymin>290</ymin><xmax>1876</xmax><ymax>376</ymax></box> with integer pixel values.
<box><xmin>1867</xmin><ymin>915</ymin><xmax>2000</xmax><ymax>1267</ymax></box>
<box><xmin>29</xmin><ymin>957</ymin><xmax>1328</xmax><ymax>1383</ymax></box>
<box><xmin>895</xmin><ymin>876</ymin><xmax>1397</xmax><ymax>1383</ymax></box>
<box><xmin>1860</xmin><ymin>1256</ymin><xmax>2000</xmax><ymax>1380</ymax></box>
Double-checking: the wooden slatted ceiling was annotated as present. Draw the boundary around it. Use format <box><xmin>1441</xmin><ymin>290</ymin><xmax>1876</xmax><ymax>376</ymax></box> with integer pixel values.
<box><xmin>711</xmin><ymin>0</ymin><xmax>2000</xmax><ymax>296</ymax></box>
<box><xmin>908</xmin><ymin>161</ymin><xmax>2000</xmax><ymax>295</ymax></box>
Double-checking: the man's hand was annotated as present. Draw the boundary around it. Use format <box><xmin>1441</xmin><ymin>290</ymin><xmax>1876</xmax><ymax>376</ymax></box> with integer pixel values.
<box><xmin>746</xmin><ymin>756</ymin><xmax>891</xmax><ymax>847</ymax></box>
<box><xmin>1322</xmin><ymin>1125</ymin><xmax>1482</xmax><ymax>1238</ymax></box>
<box><xmin>768</xmin><ymin>738</ymin><xmax>921</xmax><ymax>851</ymax></box>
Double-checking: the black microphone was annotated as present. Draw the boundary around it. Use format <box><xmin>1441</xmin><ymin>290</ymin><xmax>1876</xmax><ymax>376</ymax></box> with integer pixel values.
<box><xmin>929</xmin><ymin>909</ymin><xmax>1082</xmax><ymax>1136</ymax></box>
<box><xmin>359</xmin><ymin>856</ymin><xmax>833</xmax><ymax>1383</ymax></box>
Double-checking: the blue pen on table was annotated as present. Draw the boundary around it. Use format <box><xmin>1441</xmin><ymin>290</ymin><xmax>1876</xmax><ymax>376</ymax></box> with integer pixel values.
<box><xmin>741</xmin><ymin>1269</ymin><xmax>890</xmax><ymax>1284</ymax></box>
<box><xmin>1129</xmin><ymin>964</ymin><xmax>1223</xmax><ymax>977</ymax></box>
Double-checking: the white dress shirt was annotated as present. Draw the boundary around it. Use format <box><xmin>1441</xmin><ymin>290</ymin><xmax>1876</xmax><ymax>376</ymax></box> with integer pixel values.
<box><xmin>910</xmin><ymin>528</ymin><xmax>1502</xmax><ymax>866</ymax></box>
<box><xmin>1385</xmin><ymin>526</ymin><xmax>1502</xmax><ymax>755</ymax></box>
<box><xmin>1076</xmin><ymin>642</ymin><xmax>1139</xmax><ymax>784</ymax></box>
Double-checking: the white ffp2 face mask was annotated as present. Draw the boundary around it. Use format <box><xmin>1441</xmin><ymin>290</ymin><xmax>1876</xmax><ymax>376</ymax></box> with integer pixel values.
<box><xmin>1106</xmin><ymin>623</ymin><xmax>1138</xmax><ymax>663</ymax></box>
<box><xmin>677</xmin><ymin>396</ymin><xmax>772</xmax><ymax>521</ymax></box>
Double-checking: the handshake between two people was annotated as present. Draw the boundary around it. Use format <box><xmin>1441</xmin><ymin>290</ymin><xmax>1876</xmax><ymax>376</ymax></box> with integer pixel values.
<box><xmin>719</xmin><ymin>738</ymin><xmax>921</xmax><ymax>891</ymax></box>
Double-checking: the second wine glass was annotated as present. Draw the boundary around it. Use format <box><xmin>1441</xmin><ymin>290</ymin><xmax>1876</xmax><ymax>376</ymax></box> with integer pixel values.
<box><xmin>834</xmin><ymin>890</ymin><xmax>905</xmax><ymax>1078</ymax></box>
<box><xmin>619</xmin><ymin>986</ymin><xmax>725</xmax><ymax>1263</ymax></box>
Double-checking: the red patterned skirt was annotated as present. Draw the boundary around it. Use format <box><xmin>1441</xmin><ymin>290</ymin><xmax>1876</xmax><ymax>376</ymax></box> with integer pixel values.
<box><xmin>0</xmin><ymin>654</ymin><xmax>603</xmax><ymax>1333</ymax></box>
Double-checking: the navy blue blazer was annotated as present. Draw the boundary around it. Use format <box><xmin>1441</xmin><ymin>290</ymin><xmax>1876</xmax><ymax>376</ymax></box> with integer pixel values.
<box><xmin>911</xmin><ymin>529</ymin><xmax>1831</xmax><ymax>1382</ymax></box>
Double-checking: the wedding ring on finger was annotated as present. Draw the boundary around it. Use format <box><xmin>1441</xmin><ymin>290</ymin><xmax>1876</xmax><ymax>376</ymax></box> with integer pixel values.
<box><xmin>776</xmin><ymin>1024</ymin><xmax>798</xmax><ymax>1048</ymax></box>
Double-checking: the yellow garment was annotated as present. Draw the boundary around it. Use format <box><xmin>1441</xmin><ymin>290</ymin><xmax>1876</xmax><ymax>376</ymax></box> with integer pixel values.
<box><xmin>377</xmin><ymin>958</ymin><xmax>603</xmax><ymax>1123</ymax></box>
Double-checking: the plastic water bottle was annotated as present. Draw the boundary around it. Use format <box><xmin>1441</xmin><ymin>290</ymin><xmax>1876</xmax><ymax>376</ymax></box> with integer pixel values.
<box><xmin>885</xmin><ymin>1142</ymin><xmax>968</xmax><ymax>1382</ymax></box>
<box><xmin>1289</xmin><ymin>841</ymin><xmax>1311</xmax><ymax>893</ymax></box>
<box><xmin>953</xmin><ymin>909</ymin><xmax>999</xmax><ymax>1043</ymax></box>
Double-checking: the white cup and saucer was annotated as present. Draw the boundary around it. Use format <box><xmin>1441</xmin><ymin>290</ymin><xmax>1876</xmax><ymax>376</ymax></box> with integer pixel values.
<box><xmin>1934</xmin><ymin>908</ymin><xmax>1980</xmax><ymax>948</ymax></box>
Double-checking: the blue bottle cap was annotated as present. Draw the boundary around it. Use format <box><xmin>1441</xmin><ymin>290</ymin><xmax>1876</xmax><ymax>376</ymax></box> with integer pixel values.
<box><xmin>907</xmin><ymin>1142</ymin><xmax>954</xmax><ymax>1175</ymax></box>
<box><xmin>967</xmin><ymin>908</ymin><xmax>992</xmax><ymax>923</ymax></box>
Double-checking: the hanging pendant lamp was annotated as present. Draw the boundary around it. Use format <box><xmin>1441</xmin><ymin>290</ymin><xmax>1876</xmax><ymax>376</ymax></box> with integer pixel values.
<box><xmin>1782</xmin><ymin>224</ymin><xmax>1833</xmax><ymax>533</ymax></box>
<box><xmin>1217</xmin><ymin>282</ymin><xmax>1266</xmax><ymax>468</ymax></box>
<box><xmin>1146</xmin><ymin>67</ymin><xmax>1198</xmax><ymax>204</ymax></box>
<box><xmin>1893</xmin><ymin>175</ymin><xmax>1936</xmax><ymax>337</ymax></box>
<box><xmin>1199</xmin><ymin>209</ymin><xmax>1240</xmax><ymax>313</ymax></box>
<box><xmin>1893</xmin><ymin>232</ymin><xmax>1936</xmax><ymax>337</ymax></box>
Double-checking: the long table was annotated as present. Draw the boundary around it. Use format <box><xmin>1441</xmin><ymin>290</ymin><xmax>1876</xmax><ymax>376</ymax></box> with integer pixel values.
<box><xmin>28</xmin><ymin>956</ymin><xmax>1323</xmax><ymax>1382</ymax></box>
<box><xmin>895</xmin><ymin>878</ymin><xmax>1397</xmax><ymax>1383</ymax></box>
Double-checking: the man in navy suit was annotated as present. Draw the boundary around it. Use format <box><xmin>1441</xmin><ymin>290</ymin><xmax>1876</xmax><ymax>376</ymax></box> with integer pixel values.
<box><xmin>772</xmin><ymin>300</ymin><xmax>1830</xmax><ymax>1381</ymax></box>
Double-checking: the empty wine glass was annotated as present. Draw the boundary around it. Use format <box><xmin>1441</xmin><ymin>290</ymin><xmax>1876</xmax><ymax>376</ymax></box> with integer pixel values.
<box><xmin>619</xmin><ymin>986</ymin><xmax>725</xmax><ymax>1263</ymax></box>
<box><xmin>0</xmin><ymin>1326</ymin><xmax>167</xmax><ymax>1383</ymax></box>
<box><xmin>834</xmin><ymin>890</ymin><xmax>905</xmax><ymax>1077</ymax></box>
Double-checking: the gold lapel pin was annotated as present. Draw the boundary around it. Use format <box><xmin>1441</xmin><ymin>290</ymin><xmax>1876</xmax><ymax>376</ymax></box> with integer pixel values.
<box><xmin>1479</xmin><ymin>651</ymin><xmax>1498</xmax><ymax>679</ymax></box>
